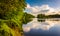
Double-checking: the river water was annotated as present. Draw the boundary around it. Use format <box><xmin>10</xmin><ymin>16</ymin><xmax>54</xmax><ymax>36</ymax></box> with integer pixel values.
<box><xmin>23</xmin><ymin>18</ymin><xmax>60</xmax><ymax>36</ymax></box>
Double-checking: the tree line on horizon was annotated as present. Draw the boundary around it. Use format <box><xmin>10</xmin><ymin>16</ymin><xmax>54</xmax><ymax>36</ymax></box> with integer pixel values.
<box><xmin>37</xmin><ymin>14</ymin><xmax>60</xmax><ymax>19</ymax></box>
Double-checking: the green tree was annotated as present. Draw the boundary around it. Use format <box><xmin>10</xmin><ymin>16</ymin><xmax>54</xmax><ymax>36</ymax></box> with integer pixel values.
<box><xmin>0</xmin><ymin>0</ymin><xmax>26</xmax><ymax>20</ymax></box>
<box><xmin>0</xmin><ymin>0</ymin><xmax>26</xmax><ymax>36</ymax></box>
<box><xmin>22</xmin><ymin>12</ymin><xmax>35</xmax><ymax>24</ymax></box>
<box><xmin>37</xmin><ymin>14</ymin><xmax>46</xmax><ymax>19</ymax></box>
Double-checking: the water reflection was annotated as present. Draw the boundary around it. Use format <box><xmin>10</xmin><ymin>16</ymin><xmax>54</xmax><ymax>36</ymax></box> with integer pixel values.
<box><xmin>23</xmin><ymin>18</ymin><xmax>60</xmax><ymax>36</ymax></box>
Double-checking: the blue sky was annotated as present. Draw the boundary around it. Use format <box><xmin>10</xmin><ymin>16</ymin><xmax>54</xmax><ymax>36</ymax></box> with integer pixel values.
<box><xmin>24</xmin><ymin>0</ymin><xmax>60</xmax><ymax>36</ymax></box>
<box><xmin>25</xmin><ymin>0</ymin><xmax>60</xmax><ymax>15</ymax></box>
<box><xmin>26</xmin><ymin>0</ymin><xmax>60</xmax><ymax>8</ymax></box>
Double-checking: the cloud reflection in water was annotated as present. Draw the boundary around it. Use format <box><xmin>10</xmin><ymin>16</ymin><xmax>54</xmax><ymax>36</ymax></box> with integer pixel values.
<box><xmin>23</xmin><ymin>18</ymin><xmax>60</xmax><ymax>32</ymax></box>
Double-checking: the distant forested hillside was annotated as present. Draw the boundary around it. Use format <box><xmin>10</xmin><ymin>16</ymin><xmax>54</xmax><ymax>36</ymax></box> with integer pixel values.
<box><xmin>37</xmin><ymin>14</ymin><xmax>60</xmax><ymax>19</ymax></box>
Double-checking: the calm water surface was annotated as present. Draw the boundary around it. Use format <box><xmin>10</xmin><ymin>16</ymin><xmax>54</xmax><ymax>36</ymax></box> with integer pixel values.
<box><xmin>23</xmin><ymin>18</ymin><xmax>60</xmax><ymax>36</ymax></box>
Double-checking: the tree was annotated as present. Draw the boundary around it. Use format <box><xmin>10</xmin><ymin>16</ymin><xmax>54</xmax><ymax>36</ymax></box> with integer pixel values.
<box><xmin>0</xmin><ymin>0</ymin><xmax>26</xmax><ymax>36</ymax></box>
<box><xmin>37</xmin><ymin>14</ymin><xmax>45</xmax><ymax>19</ymax></box>
<box><xmin>22</xmin><ymin>12</ymin><xmax>35</xmax><ymax>24</ymax></box>
<box><xmin>0</xmin><ymin>0</ymin><xmax>26</xmax><ymax>20</ymax></box>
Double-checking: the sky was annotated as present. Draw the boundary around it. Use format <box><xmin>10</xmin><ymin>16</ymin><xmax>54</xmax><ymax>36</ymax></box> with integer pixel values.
<box><xmin>25</xmin><ymin>0</ymin><xmax>60</xmax><ymax>16</ymax></box>
<box><xmin>24</xmin><ymin>0</ymin><xmax>60</xmax><ymax>32</ymax></box>
<box><xmin>26</xmin><ymin>0</ymin><xmax>60</xmax><ymax>8</ymax></box>
<box><xmin>23</xmin><ymin>0</ymin><xmax>60</xmax><ymax>36</ymax></box>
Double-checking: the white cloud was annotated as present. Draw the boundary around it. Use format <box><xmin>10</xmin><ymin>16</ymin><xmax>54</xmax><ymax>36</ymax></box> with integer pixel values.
<box><xmin>26</xmin><ymin>4</ymin><xmax>60</xmax><ymax>16</ymax></box>
<box><xmin>26</xmin><ymin>4</ymin><xmax>40</xmax><ymax>12</ymax></box>
<box><xmin>23</xmin><ymin>4</ymin><xmax>60</xmax><ymax>32</ymax></box>
<box><xmin>23</xmin><ymin>26</ymin><xmax>31</xmax><ymax>32</ymax></box>
<box><xmin>26</xmin><ymin>4</ymin><xmax>31</xmax><ymax>8</ymax></box>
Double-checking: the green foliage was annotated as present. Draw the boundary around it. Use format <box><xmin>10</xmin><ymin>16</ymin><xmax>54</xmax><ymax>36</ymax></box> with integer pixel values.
<box><xmin>0</xmin><ymin>20</ymin><xmax>15</xmax><ymax>36</ymax></box>
<box><xmin>0</xmin><ymin>0</ymin><xmax>26</xmax><ymax>20</ymax></box>
<box><xmin>46</xmin><ymin>14</ymin><xmax>60</xmax><ymax>18</ymax></box>
<box><xmin>0</xmin><ymin>0</ymin><xmax>26</xmax><ymax>36</ymax></box>
<box><xmin>37</xmin><ymin>14</ymin><xmax>60</xmax><ymax>19</ymax></box>
<box><xmin>37</xmin><ymin>14</ymin><xmax>46</xmax><ymax>19</ymax></box>
<box><xmin>22</xmin><ymin>12</ymin><xmax>35</xmax><ymax>24</ymax></box>
<box><xmin>0</xmin><ymin>19</ymin><xmax>24</xmax><ymax>36</ymax></box>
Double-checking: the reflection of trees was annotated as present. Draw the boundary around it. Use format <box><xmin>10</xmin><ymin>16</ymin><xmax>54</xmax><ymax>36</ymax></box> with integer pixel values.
<box><xmin>37</xmin><ymin>14</ymin><xmax>60</xmax><ymax>22</ymax></box>
<box><xmin>22</xmin><ymin>12</ymin><xmax>35</xmax><ymax>24</ymax></box>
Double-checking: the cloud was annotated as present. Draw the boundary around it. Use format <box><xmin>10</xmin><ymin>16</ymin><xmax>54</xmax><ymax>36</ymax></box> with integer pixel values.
<box><xmin>45</xmin><ymin>8</ymin><xmax>60</xmax><ymax>15</ymax></box>
<box><xmin>26</xmin><ymin>4</ymin><xmax>40</xmax><ymax>12</ymax></box>
<box><xmin>23</xmin><ymin>4</ymin><xmax>60</xmax><ymax>32</ymax></box>
<box><xmin>26</xmin><ymin>4</ymin><xmax>31</xmax><ymax>8</ymax></box>
<box><xmin>25</xmin><ymin>4</ymin><xmax>60</xmax><ymax>16</ymax></box>
<box><xmin>23</xmin><ymin>25</ymin><xmax>31</xmax><ymax>32</ymax></box>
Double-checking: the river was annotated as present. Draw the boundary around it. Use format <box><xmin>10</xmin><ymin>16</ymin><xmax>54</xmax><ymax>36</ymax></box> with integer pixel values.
<box><xmin>23</xmin><ymin>18</ymin><xmax>60</xmax><ymax>36</ymax></box>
